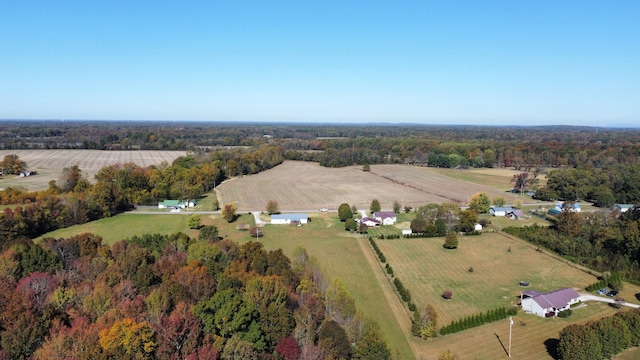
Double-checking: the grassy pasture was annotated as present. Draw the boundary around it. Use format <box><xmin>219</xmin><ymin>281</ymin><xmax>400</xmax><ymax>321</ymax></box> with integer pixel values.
<box><xmin>0</xmin><ymin>149</ymin><xmax>185</xmax><ymax>191</ymax></box>
<box><xmin>217</xmin><ymin>161</ymin><xmax>519</xmax><ymax>211</ymax></box>
<box><xmin>36</xmin><ymin>213</ymin><xmax>196</xmax><ymax>245</ymax></box>
<box><xmin>431</xmin><ymin>167</ymin><xmax>548</xmax><ymax>192</ymax></box>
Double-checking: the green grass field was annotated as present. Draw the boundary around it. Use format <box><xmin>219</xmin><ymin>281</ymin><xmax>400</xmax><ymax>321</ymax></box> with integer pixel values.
<box><xmin>36</xmin><ymin>213</ymin><xmax>197</xmax><ymax>244</ymax></box>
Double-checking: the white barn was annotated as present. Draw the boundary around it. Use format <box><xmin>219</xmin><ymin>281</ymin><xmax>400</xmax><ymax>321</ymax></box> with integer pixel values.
<box><xmin>270</xmin><ymin>214</ymin><xmax>308</xmax><ymax>225</ymax></box>
<box><xmin>521</xmin><ymin>288</ymin><xmax>581</xmax><ymax>317</ymax></box>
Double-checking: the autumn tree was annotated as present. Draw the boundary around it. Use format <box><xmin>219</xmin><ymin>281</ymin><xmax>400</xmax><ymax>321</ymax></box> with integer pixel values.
<box><xmin>419</xmin><ymin>304</ymin><xmax>439</xmax><ymax>339</ymax></box>
<box><xmin>198</xmin><ymin>225</ymin><xmax>219</xmax><ymax>241</ymax></box>
<box><xmin>352</xmin><ymin>319</ymin><xmax>391</xmax><ymax>359</ymax></box>
<box><xmin>345</xmin><ymin>218</ymin><xmax>357</xmax><ymax>232</ymax></box>
<box><xmin>266</xmin><ymin>200</ymin><xmax>279</xmax><ymax>215</ymax></box>
<box><xmin>370</xmin><ymin>199</ymin><xmax>381</xmax><ymax>214</ymax></box>
<box><xmin>469</xmin><ymin>192</ymin><xmax>491</xmax><ymax>214</ymax></box>
<box><xmin>99</xmin><ymin>317</ymin><xmax>157</xmax><ymax>359</ymax></box>
<box><xmin>318</xmin><ymin>320</ymin><xmax>351</xmax><ymax>360</ymax></box>
<box><xmin>338</xmin><ymin>203</ymin><xmax>352</xmax><ymax>222</ymax></box>
<box><xmin>457</xmin><ymin>209</ymin><xmax>478</xmax><ymax>233</ymax></box>
<box><xmin>0</xmin><ymin>154</ymin><xmax>26</xmax><ymax>174</ymax></box>
<box><xmin>393</xmin><ymin>200</ymin><xmax>401</xmax><ymax>214</ymax></box>
<box><xmin>187</xmin><ymin>214</ymin><xmax>202</xmax><ymax>229</ymax></box>
<box><xmin>492</xmin><ymin>196</ymin><xmax>507</xmax><ymax>207</ymax></box>
<box><xmin>222</xmin><ymin>202</ymin><xmax>238</xmax><ymax>223</ymax></box>
<box><xmin>444</xmin><ymin>232</ymin><xmax>458</xmax><ymax>249</ymax></box>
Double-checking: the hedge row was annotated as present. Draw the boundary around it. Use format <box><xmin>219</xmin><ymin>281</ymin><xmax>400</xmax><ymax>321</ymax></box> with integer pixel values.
<box><xmin>393</xmin><ymin>278</ymin><xmax>411</xmax><ymax>303</ymax></box>
<box><xmin>585</xmin><ymin>272</ymin><xmax>624</xmax><ymax>292</ymax></box>
<box><xmin>368</xmin><ymin>236</ymin><xmax>386</xmax><ymax>263</ymax></box>
<box><xmin>439</xmin><ymin>307</ymin><xmax>516</xmax><ymax>335</ymax></box>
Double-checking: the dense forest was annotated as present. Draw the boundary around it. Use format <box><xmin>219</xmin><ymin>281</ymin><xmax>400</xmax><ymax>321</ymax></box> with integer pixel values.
<box><xmin>0</xmin><ymin>232</ymin><xmax>390</xmax><ymax>359</ymax></box>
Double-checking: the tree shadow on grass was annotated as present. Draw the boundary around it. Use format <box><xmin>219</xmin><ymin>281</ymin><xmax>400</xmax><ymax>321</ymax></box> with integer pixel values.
<box><xmin>544</xmin><ymin>338</ymin><xmax>560</xmax><ymax>360</ymax></box>
<box><xmin>635</xmin><ymin>293</ymin><xmax>640</xmax><ymax>302</ymax></box>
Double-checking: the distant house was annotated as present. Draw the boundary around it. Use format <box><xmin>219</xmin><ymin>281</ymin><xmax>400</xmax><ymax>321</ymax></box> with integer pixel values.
<box><xmin>373</xmin><ymin>211</ymin><xmax>397</xmax><ymax>225</ymax></box>
<box><xmin>521</xmin><ymin>288</ymin><xmax>581</xmax><ymax>317</ymax></box>
<box><xmin>357</xmin><ymin>217</ymin><xmax>381</xmax><ymax>227</ymax></box>
<box><xmin>158</xmin><ymin>199</ymin><xmax>195</xmax><ymax>209</ymax></box>
<box><xmin>402</xmin><ymin>228</ymin><xmax>412</xmax><ymax>235</ymax></box>
<box><xmin>271</xmin><ymin>213</ymin><xmax>308</xmax><ymax>225</ymax></box>
<box><xmin>612</xmin><ymin>204</ymin><xmax>634</xmax><ymax>213</ymax></box>
<box><xmin>489</xmin><ymin>206</ymin><xmax>512</xmax><ymax>217</ymax></box>
<box><xmin>474</xmin><ymin>223</ymin><xmax>483</xmax><ymax>232</ymax></box>
<box><xmin>506</xmin><ymin>209</ymin><xmax>524</xmax><ymax>220</ymax></box>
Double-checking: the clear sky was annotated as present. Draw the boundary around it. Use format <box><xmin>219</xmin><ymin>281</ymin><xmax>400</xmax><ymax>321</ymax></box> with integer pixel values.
<box><xmin>1</xmin><ymin>1</ymin><xmax>638</xmax><ymax>126</ymax></box>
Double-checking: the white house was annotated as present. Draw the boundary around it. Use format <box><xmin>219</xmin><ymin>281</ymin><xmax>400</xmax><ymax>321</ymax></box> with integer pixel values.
<box><xmin>489</xmin><ymin>206</ymin><xmax>512</xmax><ymax>217</ymax></box>
<box><xmin>270</xmin><ymin>214</ymin><xmax>308</xmax><ymax>225</ymax></box>
<box><xmin>521</xmin><ymin>288</ymin><xmax>581</xmax><ymax>317</ymax></box>
<box><xmin>357</xmin><ymin>217</ymin><xmax>381</xmax><ymax>227</ymax></box>
<box><xmin>373</xmin><ymin>211</ymin><xmax>397</xmax><ymax>225</ymax></box>
<box><xmin>613</xmin><ymin>204</ymin><xmax>634</xmax><ymax>213</ymax></box>
<box><xmin>474</xmin><ymin>223</ymin><xmax>483</xmax><ymax>232</ymax></box>
<box><xmin>158</xmin><ymin>199</ymin><xmax>195</xmax><ymax>209</ymax></box>
<box><xmin>402</xmin><ymin>228</ymin><xmax>412</xmax><ymax>235</ymax></box>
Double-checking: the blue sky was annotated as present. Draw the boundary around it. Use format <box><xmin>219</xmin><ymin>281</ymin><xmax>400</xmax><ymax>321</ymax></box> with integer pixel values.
<box><xmin>1</xmin><ymin>1</ymin><xmax>638</xmax><ymax>126</ymax></box>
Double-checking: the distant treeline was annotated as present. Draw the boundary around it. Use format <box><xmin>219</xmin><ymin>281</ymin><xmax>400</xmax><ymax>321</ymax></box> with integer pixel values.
<box><xmin>2</xmin><ymin>121</ymin><xmax>640</xmax><ymax>170</ymax></box>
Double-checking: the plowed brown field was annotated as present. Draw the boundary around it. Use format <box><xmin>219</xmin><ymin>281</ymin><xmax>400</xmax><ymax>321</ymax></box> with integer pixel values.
<box><xmin>0</xmin><ymin>149</ymin><xmax>186</xmax><ymax>190</ymax></box>
<box><xmin>217</xmin><ymin>161</ymin><xmax>518</xmax><ymax>211</ymax></box>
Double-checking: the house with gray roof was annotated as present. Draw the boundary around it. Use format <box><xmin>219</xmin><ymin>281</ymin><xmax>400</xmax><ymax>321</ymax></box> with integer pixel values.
<box><xmin>271</xmin><ymin>213</ymin><xmax>308</xmax><ymax>225</ymax></box>
<box><xmin>521</xmin><ymin>288</ymin><xmax>581</xmax><ymax>317</ymax></box>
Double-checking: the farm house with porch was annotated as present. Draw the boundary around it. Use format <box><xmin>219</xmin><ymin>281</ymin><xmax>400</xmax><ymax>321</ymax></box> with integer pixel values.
<box><xmin>521</xmin><ymin>288</ymin><xmax>581</xmax><ymax>317</ymax></box>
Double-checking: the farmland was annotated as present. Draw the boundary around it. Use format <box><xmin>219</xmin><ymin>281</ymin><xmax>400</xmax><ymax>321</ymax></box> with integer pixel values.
<box><xmin>0</xmin><ymin>149</ymin><xmax>186</xmax><ymax>190</ymax></box>
<box><xmin>217</xmin><ymin>161</ymin><xmax>521</xmax><ymax>211</ymax></box>
<box><xmin>39</xmin><ymin>208</ymin><xmax>640</xmax><ymax>360</ymax></box>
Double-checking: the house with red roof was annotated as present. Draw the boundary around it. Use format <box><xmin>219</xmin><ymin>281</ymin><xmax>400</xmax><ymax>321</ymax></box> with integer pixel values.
<box><xmin>521</xmin><ymin>288</ymin><xmax>581</xmax><ymax>317</ymax></box>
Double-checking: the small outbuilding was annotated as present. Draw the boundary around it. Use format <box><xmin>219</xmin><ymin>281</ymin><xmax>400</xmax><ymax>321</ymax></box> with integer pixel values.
<box><xmin>271</xmin><ymin>213</ymin><xmax>308</xmax><ymax>225</ymax></box>
<box><xmin>490</xmin><ymin>206</ymin><xmax>512</xmax><ymax>217</ymax></box>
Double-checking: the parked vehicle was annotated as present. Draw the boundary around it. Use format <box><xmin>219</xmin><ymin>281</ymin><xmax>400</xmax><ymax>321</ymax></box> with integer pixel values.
<box><xmin>606</xmin><ymin>290</ymin><xmax>619</xmax><ymax>297</ymax></box>
<box><xmin>597</xmin><ymin>288</ymin><xmax>608</xmax><ymax>295</ymax></box>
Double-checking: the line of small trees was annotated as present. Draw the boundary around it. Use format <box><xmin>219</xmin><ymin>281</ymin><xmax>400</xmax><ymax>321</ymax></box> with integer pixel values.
<box><xmin>585</xmin><ymin>272</ymin><xmax>624</xmax><ymax>292</ymax></box>
<box><xmin>368</xmin><ymin>236</ymin><xmax>386</xmax><ymax>263</ymax></box>
<box><xmin>439</xmin><ymin>307</ymin><xmax>517</xmax><ymax>335</ymax></box>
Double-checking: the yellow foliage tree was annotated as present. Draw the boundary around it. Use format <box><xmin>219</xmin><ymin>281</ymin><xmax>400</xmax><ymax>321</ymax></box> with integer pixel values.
<box><xmin>99</xmin><ymin>317</ymin><xmax>157</xmax><ymax>359</ymax></box>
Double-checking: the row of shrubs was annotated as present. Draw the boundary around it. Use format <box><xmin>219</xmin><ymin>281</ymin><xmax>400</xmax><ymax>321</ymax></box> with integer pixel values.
<box><xmin>439</xmin><ymin>307</ymin><xmax>517</xmax><ymax>335</ymax></box>
<box><xmin>585</xmin><ymin>272</ymin><xmax>624</xmax><ymax>292</ymax></box>
<box><xmin>368</xmin><ymin>237</ymin><xmax>418</xmax><ymax>325</ymax></box>
<box><xmin>393</xmin><ymin>278</ymin><xmax>411</xmax><ymax>303</ymax></box>
<box><xmin>368</xmin><ymin>236</ymin><xmax>386</xmax><ymax>263</ymax></box>
<box><xmin>378</xmin><ymin>234</ymin><xmax>401</xmax><ymax>239</ymax></box>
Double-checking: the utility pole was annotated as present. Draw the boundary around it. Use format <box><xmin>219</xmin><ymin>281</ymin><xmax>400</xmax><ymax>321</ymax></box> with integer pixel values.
<box><xmin>508</xmin><ymin>316</ymin><xmax>513</xmax><ymax>357</ymax></box>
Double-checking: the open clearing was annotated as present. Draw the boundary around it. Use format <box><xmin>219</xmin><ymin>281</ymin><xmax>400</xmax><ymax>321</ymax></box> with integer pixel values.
<box><xmin>0</xmin><ymin>149</ymin><xmax>186</xmax><ymax>190</ymax></box>
<box><xmin>217</xmin><ymin>161</ymin><xmax>519</xmax><ymax>211</ymax></box>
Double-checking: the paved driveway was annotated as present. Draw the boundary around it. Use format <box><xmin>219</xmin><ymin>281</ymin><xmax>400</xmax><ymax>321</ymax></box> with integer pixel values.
<box><xmin>580</xmin><ymin>293</ymin><xmax>640</xmax><ymax>309</ymax></box>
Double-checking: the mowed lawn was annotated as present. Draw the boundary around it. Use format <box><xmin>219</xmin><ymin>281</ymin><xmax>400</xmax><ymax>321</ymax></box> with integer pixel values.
<box><xmin>36</xmin><ymin>213</ymin><xmax>196</xmax><ymax>244</ymax></box>
<box><xmin>376</xmin><ymin>233</ymin><xmax>598</xmax><ymax>326</ymax></box>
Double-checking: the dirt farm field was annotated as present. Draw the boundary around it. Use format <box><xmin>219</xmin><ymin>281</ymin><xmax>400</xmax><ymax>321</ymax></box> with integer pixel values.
<box><xmin>0</xmin><ymin>150</ymin><xmax>186</xmax><ymax>190</ymax></box>
<box><xmin>217</xmin><ymin>161</ymin><xmax>520</xmax><ymax>211</ymax></box>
